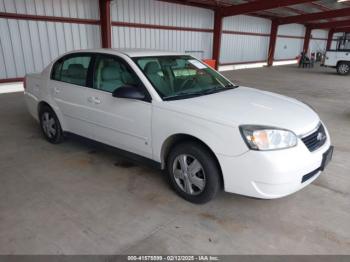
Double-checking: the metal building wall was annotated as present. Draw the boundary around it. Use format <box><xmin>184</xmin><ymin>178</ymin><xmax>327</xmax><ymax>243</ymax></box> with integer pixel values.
<box><xmin>220</xmin><ymin>15</ymin><xmax>271</xmax><ymax>64</ymax></box>
<box><xmin>110</xmin><ymin>0</ymin><xmax>214</xmax><ymax>59</ymax></box>
<box><xmin>275</xmin><ymin>24</ymin><xmax>305</xmax><ymax>60</ymax></box>
<box><xmin>309</xmin><ymin>29</ymin><xmax>328</xmax><ymax>54</ymax></box>
<box><xmin>0</xmin><ymin>0</ymin><xmax>101</xmax><ymax>80</ymax></box>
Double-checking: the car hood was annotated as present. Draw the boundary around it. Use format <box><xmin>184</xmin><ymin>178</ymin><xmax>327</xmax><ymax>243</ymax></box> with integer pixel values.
<box><xmin>160</xmin><ymin>86</ymin><xmax>320</xmax><ymax>135</ymax></box>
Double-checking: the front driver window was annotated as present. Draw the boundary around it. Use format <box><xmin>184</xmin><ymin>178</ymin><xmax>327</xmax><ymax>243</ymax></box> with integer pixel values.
<box><xmin>93</xmin><ymin>56</ymin><xmax>141</xmax><ymax>93</ymax></box>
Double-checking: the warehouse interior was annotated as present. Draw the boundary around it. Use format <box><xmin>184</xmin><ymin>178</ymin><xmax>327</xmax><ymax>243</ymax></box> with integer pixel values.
<box><xmin>1</xmin><ymin>0</ymin><xmax>350</xmax><ymax>255</ymax></box>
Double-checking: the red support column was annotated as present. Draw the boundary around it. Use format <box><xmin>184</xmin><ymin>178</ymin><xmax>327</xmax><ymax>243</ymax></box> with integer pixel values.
<box><xmin>267</xmin><ymin>21</ymin><xmax>278</xmax><ymax>66</ymax></box>
<box><xmin>212</xmin><ymin>10</ymin><xmax>223</xmax><ymax>70</ymax></box>
<box><xmin>303</xmin><ymin>26</ymin><xmax>311</xmax><ymax>54</ymax></box>
<box><xmin>99</xmin><ymin>0</ymin><xmax>112</xmax><ymax>48</ymax></box>
<box><xmin>326</xmin><ymin>28</ymin><xmax>334</xmax><ymax>50</ymax></box>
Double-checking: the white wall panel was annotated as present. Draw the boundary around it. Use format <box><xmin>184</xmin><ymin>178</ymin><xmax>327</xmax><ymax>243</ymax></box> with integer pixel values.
<box><xmin>0</xmin><ymin>18</ymin><xmax>100</xmax><ymax>78</ymax></box>
<box><xmin>220</xmin><ymin>15</ymin><xmax>270</xmax><ymax>64</ymax></box>
<box><xmin>223</xmin><ymin>15</ymin><xmax>271</xmax><ymax>34</ymax></box>
<box><xmin>111</xmin><ymin>0</ymin><xmax>214</xmax><ymax>59</ymax></box>
<box><xmin>275</xmin><ymin>24</ymin><xmax>305</xmax><ymax>60</ymax></box>
<box><xmin>0</xmin><ymin>0</ymin><xmax>100</xmax><ymax>79</ymax></box>
<box><xmin>0</xmin><ymin>0</ymin><xmax>99</xmax><ymax>19</ymax></box>
<box><xmin>309</xmin><ymin>39</ymin><xmax>327</xmax><ymax>54</ymax></box>
<box><xmin>111</xmin><ymin>0</ymin><xmax>213</xmax><ymax>29</ymax></box>
<box><xmin>275</xmin><ymin>38</ymin><xmax>303</xmax><ymax>60</ymax></box>
<box><xmin>220</xmin><ymin>34</ymin><xmax>269</xmax><ymax>64</ymax></box>
<box><xmin>112</xmin><ymin>27</ymin><xmax>213</xmax><ymax>59</ymax></box>
<box><xmin>278</xmin><ymin>23</ymin><xmax>305</xmax><ymax>37</ymax></box>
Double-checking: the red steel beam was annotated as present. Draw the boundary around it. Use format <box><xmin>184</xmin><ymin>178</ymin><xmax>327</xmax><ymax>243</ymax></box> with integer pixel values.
<box><xmin>334</xmin><ymin>27</ymin><xmax>350</xmax><ymax>33</ymax></box>
<box><xmin>99</xmin><ymin>0</ymin><xmax>112</xmax><ymax>48</ymax></box>
<box><xmin>0</xmin><ymin>77</ymin><xmax>24</xmax><ymax>84</ymax></box>
<box><xmin>267</xmin><ymin>21</ymin><xmax>278</xmax><ymax>66</ymax></box>
<box><xmin>221</xmin><ymin>0</ymin><xmax>316</xmax><ymax>17</ymax></box>
<box><xmin>309</xmin><ymin>19</ymin><xmax>350</xmax><ymax>29</ymax></box>
<box><xmin>157</xmin><ymin>0</ymin><xmax>217</xmax><ymax>9</ymax></box>
<box><xmin>303</xmin><ymin>26</ymin><xmax>311</xmax><ymax>53</ymax></box>
<box><xmin>0</xmin><ymin>12</ymin><xmax>100</xmax><ymax>24</ymax></box>
<box><xmin>278</xmin><ymin>7</ymin><xmax>350</xmax><ymax>25</ymax></box>
<box><xmin>212</xmin><ymin>10</ymin><xmax>223</xmax><ymax>69</ymax></box>
<box><xmin>111</xmin><ymin>21</ymin><xmax>213</xmax><ymax>33</ymax></box>
<box><xmin>326</xmin><ymin>29</ymin><xmax>334</xmax><ymax>50</ymax></box>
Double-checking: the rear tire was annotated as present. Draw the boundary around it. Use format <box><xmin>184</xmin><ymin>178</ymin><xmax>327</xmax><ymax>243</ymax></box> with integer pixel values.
<box><xmin>39</xmin><ymin>105</ymin><xmax>63</xmax><ymax>144</ymax></box>
<box><xmin>336</xmin><ymin>62</ymin><xmax>350</xmax><ymax>75</ymax></box>
<box><xmin>167</xmin><ymin>142</ymin><xmax>221</xmax><ymax>204</ymax></box>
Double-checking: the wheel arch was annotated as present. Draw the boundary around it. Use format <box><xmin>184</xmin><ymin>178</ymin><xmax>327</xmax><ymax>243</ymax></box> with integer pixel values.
<box><xmin>160</xmin><ymin>133</ymin><xmax>224</xmax><ymax>186</ymax></box>
<box><xmin>336</xmin><ymin>60</ymin><xmax>350</xmax><ymax>67</ymax></box>
<box><xmin>37</xmin><ymin>100</ymin><xmax>67</xmax><ymax>131</ymax></box>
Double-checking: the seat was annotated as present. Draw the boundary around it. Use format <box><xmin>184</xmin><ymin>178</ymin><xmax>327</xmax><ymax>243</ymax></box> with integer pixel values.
<box><xmin>67</xmin><ymin>64</ymin><xmax>86</xmax><ymax>86</ymax></box>
<box><xmin>100</xmin><ymin>64</ymin><xmax>124</xmax><ymax>92</ymax></box>
<box><xmin>144</xmin><ymin>62</ymin><xmax>172</xmax><ymax>96</ymax></box>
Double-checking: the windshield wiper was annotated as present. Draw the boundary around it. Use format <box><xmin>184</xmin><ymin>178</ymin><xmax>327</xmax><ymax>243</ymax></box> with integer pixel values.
<box><xmin>163</xmin><ymin>91</ymin><xmax>203</xmax><ymax>101</ymax></box>
<box><xmin>200</xmin><ymin>84</ymin><xmax>237</xmax><ymax>95</ymax></box>
<box><xmin>163</xmin><ymin>84</ymin><xmax>238</xmax><ymax>101</ymax></box>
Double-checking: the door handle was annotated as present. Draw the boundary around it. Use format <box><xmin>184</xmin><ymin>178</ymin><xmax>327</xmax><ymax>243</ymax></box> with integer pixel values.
<box><xmin>92</xmin><ymin>97</ymin><xmax>101</xmax><ymax>104</ymax></box>
<box><xmin>54</xmin><ymin>87</ymin><xmax>60</xmax><ymax>93</ymax></box>
<box><xmin>88</xmin><ymin>97</ymin><xmax>101</xmax><ymax>104</ymax></box>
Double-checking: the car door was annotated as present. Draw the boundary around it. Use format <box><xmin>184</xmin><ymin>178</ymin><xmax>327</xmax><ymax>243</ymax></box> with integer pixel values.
<box><xmin>50</xmin><ymin>53</ymin><xmax>97</xmax><ymax>139</ymax></box>
<box><xmin>85</xmin><ymin>54</ymin><xmax>153</xmax><ymax>158</ymax></box>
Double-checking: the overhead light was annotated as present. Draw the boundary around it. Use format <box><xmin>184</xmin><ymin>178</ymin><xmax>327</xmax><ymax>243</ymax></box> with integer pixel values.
<box><xmin>338</xmin><ymin>0</ymin><xmax>350</xmax><ymax>2</ymax></box>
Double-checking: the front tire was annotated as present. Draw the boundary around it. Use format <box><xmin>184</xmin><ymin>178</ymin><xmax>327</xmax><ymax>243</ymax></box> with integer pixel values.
<box><xmin>336</xmin><ymin>62</ymin><xmax>350</xmax><ymax>75</ymax></box>
<box><xmin>167</xmin><ymin>142</ymin><xmax>221</xmax><ymax>204</ymax></box>
<box><xmin>39</xmin><ymin>105</ymin><xmax>63</xmax><ymax>144</ymax></box>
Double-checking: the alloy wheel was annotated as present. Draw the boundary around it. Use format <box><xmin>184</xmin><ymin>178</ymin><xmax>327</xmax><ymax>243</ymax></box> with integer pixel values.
<box><xmin>41</xmin><ymin>112</ymin><xmax>57</xmax><ymax>139</ymax></box>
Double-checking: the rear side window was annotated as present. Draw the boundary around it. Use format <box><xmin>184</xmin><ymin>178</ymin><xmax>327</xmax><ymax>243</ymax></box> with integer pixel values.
<box><xmin>51</xmin><ymin>55</ymin><xmax>92</xmax><ymax>87</ymax></box>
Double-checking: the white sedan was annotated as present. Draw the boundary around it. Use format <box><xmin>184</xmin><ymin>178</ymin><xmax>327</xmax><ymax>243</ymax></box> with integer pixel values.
<box><xmin>24</xmin><ymin>49</ymin><xmax>333</xmax><ymax>203</ymax></box>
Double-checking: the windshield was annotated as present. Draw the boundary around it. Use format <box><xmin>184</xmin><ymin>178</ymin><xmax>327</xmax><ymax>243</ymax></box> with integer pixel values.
<box><xmin>133</xmin><ymin>56</ymin><xmax>237</xmax><ymax>100</ymax></box>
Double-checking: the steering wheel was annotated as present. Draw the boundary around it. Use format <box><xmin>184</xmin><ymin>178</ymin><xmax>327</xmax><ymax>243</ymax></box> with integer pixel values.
<box><xmin>178</xmin><ymin>78</ymin><xmax>197</xmax><ymax>91</ymax></box>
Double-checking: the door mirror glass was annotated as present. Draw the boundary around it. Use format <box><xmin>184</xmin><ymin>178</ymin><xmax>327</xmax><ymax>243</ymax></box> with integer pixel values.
<box><xmin>112</xmin><ymin>85</ymin><xmax>146</xmax><ymax>100</ymax></box>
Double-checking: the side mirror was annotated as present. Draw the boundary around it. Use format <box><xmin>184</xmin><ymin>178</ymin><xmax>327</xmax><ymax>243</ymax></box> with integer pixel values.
<box><xmin>112</xmin><ymin>85</ymin><xmax>147</xmax><ymax>101</ymax></box>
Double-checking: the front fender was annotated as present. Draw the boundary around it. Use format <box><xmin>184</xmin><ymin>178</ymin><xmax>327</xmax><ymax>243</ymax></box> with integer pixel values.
<box><xmin>152</xmin><ymin>106</ymin><xmax>248</xmax><ymax>163</ymax></box>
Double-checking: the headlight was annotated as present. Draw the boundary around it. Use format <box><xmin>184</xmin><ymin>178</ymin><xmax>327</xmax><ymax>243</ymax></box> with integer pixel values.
<box><xmin>239</xmin><ymin>125</ymin><xmax>297</xmax><ymax>151</ymax></box>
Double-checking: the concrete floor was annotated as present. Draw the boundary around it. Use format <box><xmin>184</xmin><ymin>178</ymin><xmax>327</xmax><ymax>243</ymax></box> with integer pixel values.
<box><xmin>0</xmin><ymin>65</ymin><xmax>349</xmax><ymax>254</ymax></box>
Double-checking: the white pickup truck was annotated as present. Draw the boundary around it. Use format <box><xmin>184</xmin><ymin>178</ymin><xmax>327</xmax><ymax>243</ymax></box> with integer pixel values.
<box><xmin>322</xmin><ymin>36</ymin><xmax>350</xmax><ymax>75</ymax></box>
<box><xmin>323</xmin><ymin>50</ymin><xmax>350</xmax><ymax>75</ymax></box>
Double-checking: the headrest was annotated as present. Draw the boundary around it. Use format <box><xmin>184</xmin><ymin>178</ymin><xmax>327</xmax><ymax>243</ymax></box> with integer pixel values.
<box><xmin>144</xmin><ymin>62</ymin><xmax>161</xmax><ymax>75</ymax></box>
<box><xmin>68</xmin><ymin>64</ymin><xmax>85</xmax><ymax>78</ymax></box>
<box><xmin>102</xmin><ymin>65</ymin><xmax>121</xmax><ymax>81</ymax></box>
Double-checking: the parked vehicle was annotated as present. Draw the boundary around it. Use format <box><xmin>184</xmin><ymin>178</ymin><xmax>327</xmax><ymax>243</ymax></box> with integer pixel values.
<box><xmin>322</xmin><ymin>35</ymin><xmax>350</xmax><ymax>75</ymax></box>
<box><xmin>24</xmin><ymin>49</ymin><xmax>333</xmax><ymax>203</ymax></box>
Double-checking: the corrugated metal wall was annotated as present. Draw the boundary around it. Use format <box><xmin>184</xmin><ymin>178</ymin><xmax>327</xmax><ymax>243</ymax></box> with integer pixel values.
<box><xmin>110</xmin><ymin>0</ymin><xmax>214</xmax><ymax>59</ymax></box>
<box><xmin>220</xmin><ymin>15</ymin><xmax>271</xmax><ymax>64</ymax></box>
<box><xmin>0</xmin><ymin>0</ymin><xmax>99</xmax><ymax>19</ymax></box>
<box><xmin>275</xmin><ymin>24</ymin><xmax>305</xmax><ymax>60</ymax></box>
<box><xmin>309</xmin><ymin>29</ymin><xmax>328</xmax><ymax>55</ymax></box>
<box><xmin>0</xmin><ymin>0</ymin><xmax>100</xmax><ymax>79</ymax></box>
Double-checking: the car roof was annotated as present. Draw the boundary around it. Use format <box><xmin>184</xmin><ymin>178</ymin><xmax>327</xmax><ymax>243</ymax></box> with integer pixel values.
<box><xmin>70</xmin><ymin>48</ymin><xmax>186</xmax><ymax>57</ymax></box>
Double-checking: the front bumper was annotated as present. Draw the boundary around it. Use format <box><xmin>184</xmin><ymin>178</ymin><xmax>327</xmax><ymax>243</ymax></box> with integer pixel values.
<box><xmin>218</xmin><ymin>127</ymin><xmax>332</xmax><ymax>199</ymax></box>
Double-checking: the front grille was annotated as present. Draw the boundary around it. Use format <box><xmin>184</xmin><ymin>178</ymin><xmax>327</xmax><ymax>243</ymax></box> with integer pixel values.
<box><xmin>301</xmin><ymin>124</ymin><xmax>327</xmax><ymax>152</ymax></box>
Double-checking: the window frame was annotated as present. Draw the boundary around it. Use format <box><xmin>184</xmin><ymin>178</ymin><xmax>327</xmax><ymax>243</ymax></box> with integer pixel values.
<box><xmin>50</xmin><ymin>52</ymin><xmax>95</xmax><ymax>88</ymax></box>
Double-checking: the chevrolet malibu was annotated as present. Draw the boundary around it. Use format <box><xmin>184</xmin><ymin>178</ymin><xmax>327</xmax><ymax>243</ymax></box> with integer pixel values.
<box><xmin>24</xmin><ymin>49</ymin><xmax>333</xmax><ymax>203</ymax></box>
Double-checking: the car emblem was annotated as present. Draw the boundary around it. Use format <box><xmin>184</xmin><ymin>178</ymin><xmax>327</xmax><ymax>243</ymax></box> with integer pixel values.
<box><xmin>317</xmin><ymin>132</ymin><xmax>325</xmax><ymax>141</ymax></box>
